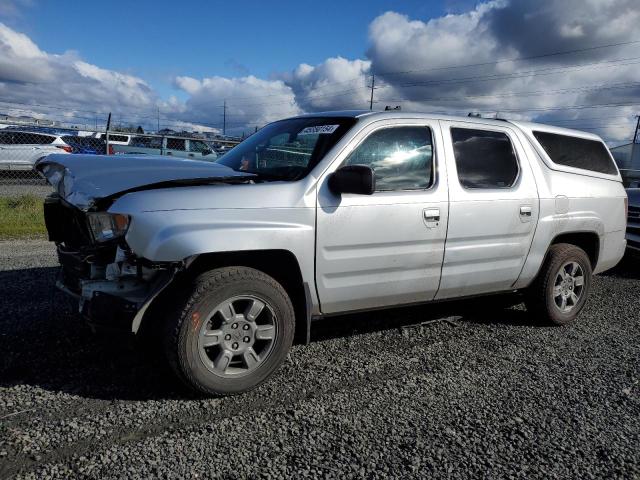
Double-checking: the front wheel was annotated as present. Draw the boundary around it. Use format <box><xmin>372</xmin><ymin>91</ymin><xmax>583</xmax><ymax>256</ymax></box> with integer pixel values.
<box><xmin>164</xmin><ymin>267</ymin><xmax>295</xmax><ymax>396</ymax></box>
<box><xmin>525</xmin><ymin>243</ymin><xmax>593</xmax><ymax>325</ymax></box>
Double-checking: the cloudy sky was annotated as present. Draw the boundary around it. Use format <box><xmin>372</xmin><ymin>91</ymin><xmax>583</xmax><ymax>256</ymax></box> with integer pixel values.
<box><xmin>1</xmin><ymin>0</ymin><xmax>639</xmax><ymax>143</ymax></box>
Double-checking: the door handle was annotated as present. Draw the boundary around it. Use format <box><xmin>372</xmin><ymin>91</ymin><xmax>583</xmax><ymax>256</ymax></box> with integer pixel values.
<box><xmin>423</xmin><ymin>208</ymin><xmax>440</xmax><ymax>228</ymax></box>
<box><xmin>519</xmin><ymin>205</ymin><xmax>533</xmax><ymax>223</ymax></box>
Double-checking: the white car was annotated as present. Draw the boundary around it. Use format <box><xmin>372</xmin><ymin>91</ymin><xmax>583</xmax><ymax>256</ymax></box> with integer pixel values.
<box><xmin>0</xmin><ymin>130</ymin><xmax>71</xmax><ymax>171</ymax></box>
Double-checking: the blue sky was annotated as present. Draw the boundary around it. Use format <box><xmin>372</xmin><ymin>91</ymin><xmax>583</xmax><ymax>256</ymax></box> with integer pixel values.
<box><xmin>8</xmin><ymin>0</ymin><xmax>453</xmax><ymax>98</ymax></box>
<box><xmin>1</xmin><ymin>0</ymin><xmax>638</xmax><ymax>142</ymax></box>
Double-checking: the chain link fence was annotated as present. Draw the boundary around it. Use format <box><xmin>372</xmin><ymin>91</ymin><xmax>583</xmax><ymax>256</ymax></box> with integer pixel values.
<box><xmin>0</xmin><ymin>120</ymin><xmax>240</xmax><ymax>239</ymax></box>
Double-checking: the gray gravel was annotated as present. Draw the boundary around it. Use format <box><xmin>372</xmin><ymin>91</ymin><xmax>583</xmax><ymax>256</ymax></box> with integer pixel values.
<box><xmin>0</xmin><ymin>241</ymin><xmax>638</xmax><ymax>479</ymax></box>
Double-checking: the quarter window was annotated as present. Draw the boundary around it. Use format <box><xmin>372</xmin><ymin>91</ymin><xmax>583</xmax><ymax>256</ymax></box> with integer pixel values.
<box><xmin>532</xmin><ymin>131</ymin><xmax>617</xmax><ymax>175</ymax></box>
<box><xmin>344</xmin><ymin>126</ymin><xmax>433</xmax><ymax>191</ymax></box>
<box><xmin>451</xmin><ymin>128</ymin><xmax>519</xmax><ymax>189</ymax></box>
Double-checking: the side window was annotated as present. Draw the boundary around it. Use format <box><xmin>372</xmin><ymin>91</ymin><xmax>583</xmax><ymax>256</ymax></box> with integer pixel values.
<box><xmin>189</xmin><ymin>140</ymin><xmax>209</xmax><ymax>153</ymax></box>
<box><xmin>451</xmin><ymin>128</ymin><xmax>519</xmax><ymax>189</ymax></box>
<box><xmin>106</xmin><ymin>134</ymin><xmax>129</xmax><ymax>143</ymax></box>
<box><xmin>0</xmin><ymin>132</ymin><xmax>15</xmax><ymax>144</ymax></box>
<box><xmin>20</xmin><ymin>133</ymin><xmax>54</xmax><ymax>145</ymax></box>
<box><xmin>532</xmin><ymin>131</ymin><xmax>618</xmax><ymax>175</ymax></box>
<box><xmin>166</xmin><ymin>138</ymin><xmax>186</xmax><ymax>151</ymax></box>
<box><xmin>344</xmin><ymin>126</ymin><xmax>433</xmax><ymax>191</ymax></box>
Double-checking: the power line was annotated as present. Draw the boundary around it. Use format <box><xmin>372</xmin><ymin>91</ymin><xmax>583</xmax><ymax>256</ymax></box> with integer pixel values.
<box><xmin>377</xmin><ymin>38</ymin><xmax>640</xmax><ymax>77</ymax></box>
<box><xmin>377</xmin><ymin>81</ymin><xmax>640</xmax><ymax>104</ymax></box>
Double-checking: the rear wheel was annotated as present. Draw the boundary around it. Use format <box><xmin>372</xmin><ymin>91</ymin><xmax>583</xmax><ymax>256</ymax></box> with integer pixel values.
<box><xmin>164</xmin><ymin>267</ymin><xmax>295</xmax><ymax>396</ymax></box>
<box><xmin>525</xmin><ymin>243</ymin><xmax>592</xmax><ymax>325</ymax></box>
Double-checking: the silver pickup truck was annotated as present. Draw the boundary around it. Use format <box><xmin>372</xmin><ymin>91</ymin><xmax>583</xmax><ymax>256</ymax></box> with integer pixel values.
<box><xmin>36</xmin><ymin>111</ymin><xmax>627</xmax><ymax>396</ymax></box>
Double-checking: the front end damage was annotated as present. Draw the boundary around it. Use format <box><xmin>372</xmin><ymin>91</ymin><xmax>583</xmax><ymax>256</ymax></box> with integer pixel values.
<box><xmin>44</xmin><ymin>193</ymin><xmax>178</xmax><ymax>333</ymax></box>
<box><xmin>36</xmin><ymin>154</ymin><xmax>256</xmax><ymax>333</ymax></box>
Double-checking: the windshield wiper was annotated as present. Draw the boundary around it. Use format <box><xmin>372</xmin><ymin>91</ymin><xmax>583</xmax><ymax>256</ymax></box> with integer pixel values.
<box><xmin>243</xmin><ymin>171</ymin><xmax>290</xmax><ymax>181</ymax></box>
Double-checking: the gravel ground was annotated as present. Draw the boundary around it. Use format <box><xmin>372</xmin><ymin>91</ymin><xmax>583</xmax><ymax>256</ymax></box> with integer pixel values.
<box><xmin>0</xmin><ymin>241</ymin><xmax>638</xmax><ymax>479</ymax></box>
<box><xmin>0</xmin><ymin>173</ymin><xmax>52</xmax><ymax>198</ymax></box>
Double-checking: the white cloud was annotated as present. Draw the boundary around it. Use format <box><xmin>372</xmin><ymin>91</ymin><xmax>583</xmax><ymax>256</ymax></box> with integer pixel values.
<box><xmin>281</xmin><ymin>56</ymin><xmax>372</xmax><ymax>111</ymax></box>
<box><xmin>172</xmin><ymin>75</ymin><xmax>301</xmax><ymax>133</ymax></box>
<box><xmin>363</xmin><ymin>1</ymin><xmax>640</xmax><ymax>143</ymax></box>
<box><xmin>1</xmin><ymin>0</ymin><xmax>639</xmax><ymax>142</ymax></box>
<box><xmin>0</xmin><ymin>22</ymin><xmax>156</xmax><ymax>129</ymax></box>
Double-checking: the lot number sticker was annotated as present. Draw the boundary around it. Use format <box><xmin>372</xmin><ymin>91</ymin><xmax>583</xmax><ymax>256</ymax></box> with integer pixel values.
<box><xmin>299</xmin><ymin>125</ymin><xmax>340</xmax><ymax>135</ymax></box>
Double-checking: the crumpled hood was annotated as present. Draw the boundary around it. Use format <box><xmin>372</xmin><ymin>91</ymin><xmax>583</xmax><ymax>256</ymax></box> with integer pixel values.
<box><xmin>35</xmin><ymin>154</ymin><xmax>254</xmax><ymax>210</ymax></box>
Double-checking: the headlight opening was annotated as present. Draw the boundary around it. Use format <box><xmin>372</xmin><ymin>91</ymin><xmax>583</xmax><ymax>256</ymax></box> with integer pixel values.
<box><xmin>87</xmin><ymin>212</ymin><xmax>130</xmax><ymax>243</ymax></box>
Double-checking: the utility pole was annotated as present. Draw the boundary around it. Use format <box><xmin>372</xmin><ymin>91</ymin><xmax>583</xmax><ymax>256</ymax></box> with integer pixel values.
<box><xmin>631</xmin><ymin>115</ymin><xmax>640</xmax><ymax>178</ymax></box>
<box><xmin>368</xmin><ymin>73</ymin><xmax>376</xmax><ymax>111</ymax></box>
<box><xmin>222</xmin><ymin>100</ymin><xmax>227</xmax><ymax>136</ymax></box>
<box><xmin>157</xmin><ymin>106</ymin><xmax>160</xmax><ymax>132</ymax></box>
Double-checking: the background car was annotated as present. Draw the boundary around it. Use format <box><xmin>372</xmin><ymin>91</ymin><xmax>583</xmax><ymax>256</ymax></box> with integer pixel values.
<box><xmin>0</xmin><ymin>130</ymin><xmax>71</xmax><ymax>170</ymax></box>
<box><xmin>626</xmin><ymin>188</ymin><xmax>640</xmax><ymax>254</ymax></box>
<box><xmin>99</xmin><ymin>133</ymin><xmax>132</xmax><ymax>145</ymax></box>
<box><xmin>111</xmin><ymin>135</ymin><xmax>218</xmax><ymax>160</ymax></box>
<box><xmin>61</xmin><ymin>135</ymin><xmax>108</xmax><ymax>155</ymax></box>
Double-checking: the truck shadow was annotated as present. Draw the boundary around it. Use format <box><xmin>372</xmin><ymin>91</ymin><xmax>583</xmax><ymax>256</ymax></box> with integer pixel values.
<box><xmin>0</xmin><ymin>266</ymin><xmax>534</xmax><ymax>401</ymax></box>
<box><xmin>600</xmin><ymin>253</ymin><xmax>640</xmax><ymax>280</ymax></box>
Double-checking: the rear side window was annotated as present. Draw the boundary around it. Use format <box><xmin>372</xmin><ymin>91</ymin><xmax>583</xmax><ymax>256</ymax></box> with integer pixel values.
<box><xmin>0</xmin><ymin>132</ymin><xmax>14</xmax><ymax>144</ymax></box>
<box><xmin>189</xmin><ymin>140</ymin><xmax>210</xmax><ymax>153</ymax></box>
<box><xmin>101</xmin><ymin>134</ymin><xmax>130</xmax><ymax>143</ymax></box>
<box><xmin>0</xmin><ymin>132</ymin><xmax>54</xmax><ymax>144</ymax></box>
<box><xmin>532</xmin><ymin>131</ymin><xmax>617</xmax><ymax>175</ymax></box>
<box><xmin>451</xmin><ymin>128</ymin><xmax>519</xmax><ymax>189</ymax></box>
<box><xmin>131</xmin><ymin>136</ymin><xmax>162</xmax><ymax>148</ymax></box>
<box><xmin>167</xmin><ymin>138</ymin><xmax>186</xmax><ymax>150</ymax></box>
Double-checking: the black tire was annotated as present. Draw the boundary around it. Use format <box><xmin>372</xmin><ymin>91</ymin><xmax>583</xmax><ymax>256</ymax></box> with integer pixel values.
<box><xmin>525</xmin><ymin>243</ymin><xmax>592</xmax><ymax>325</ymax></box>
<box><xmin>164</xmin><ymin>267</ymin><xmax>295</xmax><ymax>396</ymax></box>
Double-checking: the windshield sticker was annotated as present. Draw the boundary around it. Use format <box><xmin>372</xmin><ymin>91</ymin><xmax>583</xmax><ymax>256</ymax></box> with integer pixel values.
<box><xmin>299</xmin><ymin>124</ymin><xmax>340</xmax><ymax>135</ymax></box>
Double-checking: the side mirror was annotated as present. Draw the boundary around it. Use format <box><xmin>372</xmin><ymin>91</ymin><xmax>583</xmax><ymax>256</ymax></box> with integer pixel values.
<box><xmin>328</xmin><ymin>164</ymin><xmax>376</xmax><ymax>195</ymax></box>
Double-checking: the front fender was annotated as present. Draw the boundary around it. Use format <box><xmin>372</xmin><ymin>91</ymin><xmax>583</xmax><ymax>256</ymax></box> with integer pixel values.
<box><xmin>122</xmin><ymin>206</ymin><xmax>316</xmax><ymax>283</ymax></box>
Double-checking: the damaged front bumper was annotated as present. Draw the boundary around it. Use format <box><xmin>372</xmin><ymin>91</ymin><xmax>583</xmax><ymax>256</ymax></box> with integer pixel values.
<box><xmin>56</xmin><ymin>243</ymin><xmax>177</xmax><ymax>334</ymax></box>
<box><xmin>45</xmin><ymin>193</ymin><xmax>178</xmax><ymax>334</ymax></box>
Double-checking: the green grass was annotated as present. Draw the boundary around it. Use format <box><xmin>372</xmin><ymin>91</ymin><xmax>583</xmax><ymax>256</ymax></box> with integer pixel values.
<box><xmin>0</xmin><ymin>194</ymin><xmax>47</xmax><ymax>239</ymax></box>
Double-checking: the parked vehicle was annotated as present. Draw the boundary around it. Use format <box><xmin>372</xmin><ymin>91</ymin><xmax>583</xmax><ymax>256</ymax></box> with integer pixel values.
<box><xmin>99</xmin><ymin>133</ymin><xmax>131</xmax><ymax>145</ymax></box>
<box><xmin>61</xmin><ymin>135</ymin><xmax>109</xmax><ymax>155</ymax></box>
<box><xmin>111</xmin><ymin>135</ymin><xmax>217</xmax><ymax>160</ymax></box>
<box><xmin>0</xmin><ymin>130</ymin><xmax>71</xmax><ymax>170</ymax></box>
<box><xmin>37</xmin><ymin>111</ymin><xmax>627</xmax><ymax>396</ymax></box>
<box><xmin>626</xmin><ymin>188</ymin><xmax>640</xmax><ymax>254</ymax></box>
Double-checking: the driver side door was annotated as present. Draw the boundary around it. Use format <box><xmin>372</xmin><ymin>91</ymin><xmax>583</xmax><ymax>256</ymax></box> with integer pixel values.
<box><xmin>315</xmin><ymin>120</ymin><xmax>449</xmax><ymax>314</ymax></box>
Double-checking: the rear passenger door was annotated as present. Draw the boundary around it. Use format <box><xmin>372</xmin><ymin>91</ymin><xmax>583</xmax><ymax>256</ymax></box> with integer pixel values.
<box><xmin>436</xmin><ymin>121</ymin><xmax>539</xmax><ymax>299</ymax></box>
